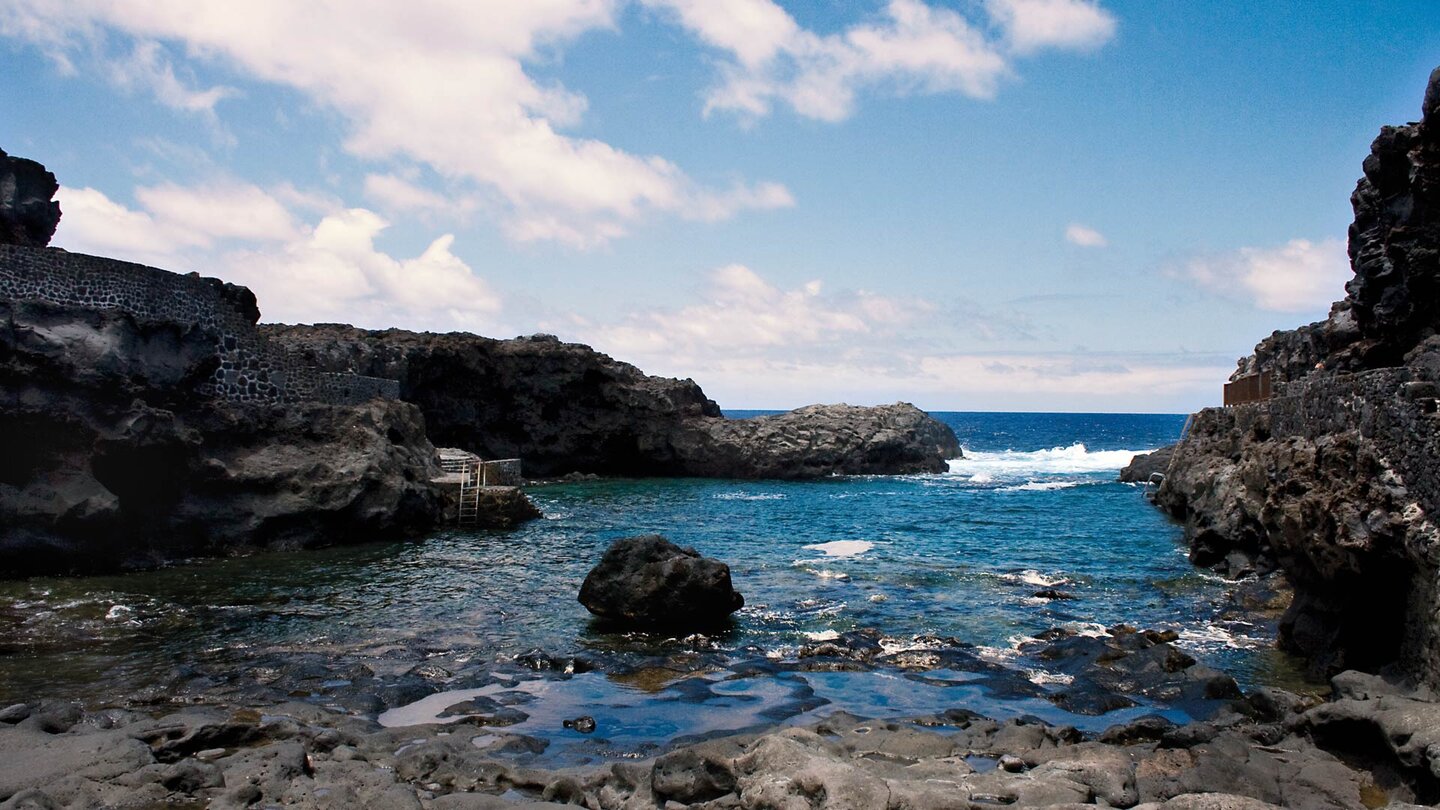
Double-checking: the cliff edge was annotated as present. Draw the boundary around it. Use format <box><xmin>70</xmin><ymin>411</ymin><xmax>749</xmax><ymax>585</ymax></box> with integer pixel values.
<box><xmin>1156</xmin><ymin>67</ymin><xmax>1440</xmax><ymax>686</ymax></box>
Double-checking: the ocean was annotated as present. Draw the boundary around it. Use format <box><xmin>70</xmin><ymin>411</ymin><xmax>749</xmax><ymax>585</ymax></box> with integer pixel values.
<box><xmin>0</xmin><ymin>412</ymin><xmax>1306</xmax><ymax>762</ymax></box>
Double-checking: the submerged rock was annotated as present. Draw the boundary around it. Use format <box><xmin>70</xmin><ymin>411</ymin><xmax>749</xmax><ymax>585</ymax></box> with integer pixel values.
<box><xmin>578</xmin><ymin>535</ymin><xmax>744</xmax><ymax>630</ymax></box>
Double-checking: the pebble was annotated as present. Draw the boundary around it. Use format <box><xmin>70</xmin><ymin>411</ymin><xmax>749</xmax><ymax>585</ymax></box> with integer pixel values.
<box><xmin>999</xmin><ymin>754</ymin><xmax>1026</xmax><ymax>773</ymax></box>
<box><xmin>195</xmin><ymin>748</ymin><xmax>228</xmax><ymax>762</ymax></box>
<box><xmin>0</xmin><ymin>704</ymin><xmax>31</xmax><ymax>724</ymax></box>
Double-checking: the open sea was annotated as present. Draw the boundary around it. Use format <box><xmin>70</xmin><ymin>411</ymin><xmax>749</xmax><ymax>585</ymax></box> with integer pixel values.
<box><xmin>0</xmin><ymin>412</ymin><xmax>1309</xmax><ymax>763</ymax></box>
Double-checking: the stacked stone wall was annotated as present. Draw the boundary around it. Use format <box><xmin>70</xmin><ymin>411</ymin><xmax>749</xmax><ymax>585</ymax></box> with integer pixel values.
<box><xmin>0</xmin><ymin>244</ymin><xmax>397</xmax><ymax>406</ymax></box>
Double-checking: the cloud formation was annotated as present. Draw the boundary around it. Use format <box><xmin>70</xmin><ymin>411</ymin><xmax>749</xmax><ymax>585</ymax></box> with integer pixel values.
<box><xmin>646</xmin><ymin>0</ymin><xmax>1117</xmax><ymax>121</ymax></box>
<box><xmin>1176</xmin><ymin>237</ymin><xmax>1350</xmax><ymax>313</ymax></box>
<box><xmin>53</xmin><ymin>183</ymin><xmax>501</xmax><ymax>332</ymax></box>
<box><xmin>0</xmin><ymin>0</ymin><xmax>791</xmax><ymax>247</ymax></box>
<box><xmin>1064</xmin><ymin>223</ymin><xmax>1107</xmax><ymax>247</ymax></box>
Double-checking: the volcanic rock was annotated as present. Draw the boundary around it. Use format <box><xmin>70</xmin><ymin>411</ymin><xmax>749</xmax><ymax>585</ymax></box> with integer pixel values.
<box><xmin>1120</xmin><ymin>444</ymin><xmax>1175</xmax><ymax>483</ymax></box>
<box><xmin>1155</xmin><ymin>66</ymin><xmax>1440</xmax><ymax>687</ymax></box>
<box><xmin>0</xmin><ymin>148</ymin><xmax>60</xmax><ymax>248</ymax></box>
<box><xmin>578</xmin><ymin>535</ymin><xmax>744</xmax><ymax>629</ymax></box>
<box><xmin>262</xmin><ymin>324</ymin><xmax>961</xmax><ymax>479</ymax></box>
<box><xmin>0</xmin><ymin>295</ymin><xmax>442</xmax><ymax>576</ymax></box>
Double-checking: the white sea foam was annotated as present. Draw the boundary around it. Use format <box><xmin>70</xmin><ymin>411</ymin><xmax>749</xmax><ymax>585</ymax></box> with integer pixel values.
<box><xmin>999</xmin><ymin>481</ymin><xmax>1083</xmax><ymax>492</ymax></box>
<box><xmin>803</xmin><ymin>540</ymin><xmax>874</xmax><ymax>558</ymax></box>
<box><xmin>1178</xmin><ymin>623</ymin><xmax>1267</xmax><ymax>650</ymax></box>
<box><xmin>947</xmin><ymin>443</ymin><xmax>1152</xmax><ymax>482</ymax></box>
<box><xmin>997</xmin><ymin>570</ymin><xmax>1071</xmax><ymax>588</ymax></box>
<box><xmin>713</xmin><ymin>492</ymin><xmax>787</xmax><ymax>501</ymax></box>
<box><xmin>803</xmin><ymin>630</ymin><xmax>841</xmax><ymax>642</ymax></box>
<box><xmin>1024</xmin><ymin>669</ymin><xmax>1075</xmax><ymax>686</ymax></box>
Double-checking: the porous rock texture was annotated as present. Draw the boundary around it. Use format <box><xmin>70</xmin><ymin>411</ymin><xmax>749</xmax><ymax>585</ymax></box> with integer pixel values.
<box><xmin>2</xmin><ymin>686</ymin><xmax>1423</xmax><ymax>809</ymax></box>
<box><xmin>1156</xmin><ymin>67</ymin><xmax>1440</xmax><ymax>686</ymax></box>
<box><xmin>0</xmin><ymin>296</ymin><xmax>443</xmax><ymax>576</ymax></box>
<box><xmin>578</xmin><ymin>534</ymin><xmax>744</xmax><ymax>629</ymax></box>
<box><xmin>0</xmin><ymin>147</ymin><xmax>60</xmax><ymax>248</ymax></box>
<box><xmin>263</xmin><ymin>324</ymin><xmax>962</xmax><ymax>478</ymax></box>
<box><xmin>1119</xmin><ymin>445</ymin><xmax>1175</xmax><ymax>484</ymax></box>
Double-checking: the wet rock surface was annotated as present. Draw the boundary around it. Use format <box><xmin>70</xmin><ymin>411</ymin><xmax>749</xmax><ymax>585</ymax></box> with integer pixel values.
<box><xmin>0</xmin><ymin>148</ymin><xmax>60</xmax><ymax>248</ymax></box>
<box><xmin>263</xmin><ymin>324</ymin><xmax>961</xmax><ymax>479</ymax></box>
<box><xmin>0</xmin><ymin>665</ymin><xmax>1427</xmax><ymax>809</ymax></box>
<box><xmin>578</xmin><ymin>535</ymin><xmax>744</xmax><ymax>630</ymax></box>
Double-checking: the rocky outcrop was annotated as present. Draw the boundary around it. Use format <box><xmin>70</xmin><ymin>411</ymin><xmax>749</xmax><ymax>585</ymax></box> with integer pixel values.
<box><xmin>1157</xmin><ymin>68</ymin><xmax>1440</xmax><ymax>687</ymax></box>
<box><xmin>0</xmin><ymin>295</ymin><xmax>442</xmax><ymax>577</ymax></box>
<box><xmin>578</xmin><ymin>535</ymin><xmax>744</xmax><ymax>629</ymax></box>
<box><xmin>1120</xmin><ymin>444</ymin><xmax>1175</xmax><ymax>483</ymax></box>
<box><xmin>263</xmin><ymin>324</ymin><xmax>961</xmax><ymax>479</ymax></box>
<box><xmin>0</xmin><ymin>148</ymin><xmax>60</xmax><ymax>248</ymax></box>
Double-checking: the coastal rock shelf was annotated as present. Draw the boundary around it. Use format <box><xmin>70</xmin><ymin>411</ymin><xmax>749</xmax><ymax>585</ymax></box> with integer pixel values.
<box><xmin>1155</xmin><ymin>67</ymin><xmax>1440</xmax><ymax>688</ymax></box>
<box><xmin>263</xmin><ymin>324</ymin><xmax>961</xmax><ymax>479</ymax></box>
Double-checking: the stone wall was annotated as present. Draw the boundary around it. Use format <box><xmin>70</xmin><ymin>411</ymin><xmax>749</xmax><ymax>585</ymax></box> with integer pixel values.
<box><xmin>0</xmin><ymin>244</ymin><xmax>397</xmax><ymax>406</ymax></box>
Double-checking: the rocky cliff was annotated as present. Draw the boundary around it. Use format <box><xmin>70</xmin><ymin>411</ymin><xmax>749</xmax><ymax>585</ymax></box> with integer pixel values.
<box><xmin>0</xmin><ymin>294</ymin><xmax>444</xmax><ymax>576</ymax></box>
<box><xmin>0</xmin><ymin>156</ymin><xmax>445</xmax><ymax>576</ymax></box>
<box><xmin>1156</xmin><ymin>67</ymin><xmax>1440</xmax><ymax>686</ymax></box>
<box><xmin>263</xmin><ymin>324</ymin><xmax>961</xmax><ymax>479</ymax></box>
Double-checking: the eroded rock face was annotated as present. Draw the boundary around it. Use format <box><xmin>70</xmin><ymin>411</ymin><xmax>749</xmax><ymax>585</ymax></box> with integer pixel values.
<box><xmin>578</xmin><ymin>535</ymin><xmax>744</xmax><ymax>629</ymax></box>
<box><xmin>263</xmin><ymin>325</ymin><xmax>962</xmax><ymax>479</ymax></box>
<box><xmin>0</xmin><ymin>298</ymin><xmax>442</xmax><ymax>576</ymax></box>
<box><xmin>0</xmin><ymin>148</ymin><xmax>61</xmax><ymax>248</ymax></box>
<box><xmin>1120</xmin><ymin>444</ymin><xmax>1175</xmax><ymax>483</ymax></box>
<box><xmin>1157</xmin><ymin>67</ymin><xmax>1440</xmax><ymax>688</ymax></box>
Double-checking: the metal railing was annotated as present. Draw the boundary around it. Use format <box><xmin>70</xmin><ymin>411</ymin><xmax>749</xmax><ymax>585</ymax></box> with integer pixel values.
<box><xmin>1224</xmin><ymin>371</ymin><xmax>1272</xmax><ymax>407</ymax></box>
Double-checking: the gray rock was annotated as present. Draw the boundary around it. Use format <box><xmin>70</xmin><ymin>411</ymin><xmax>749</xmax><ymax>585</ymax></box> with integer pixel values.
<box><xmin>579</xmin><ymin>535</ymin><xmax>744</xmax><ymax>629</ymax></box>
<box><xmin>0</xmin><ymin>705</ymin><xmax>30</xmax><ymax>724</ymax></box>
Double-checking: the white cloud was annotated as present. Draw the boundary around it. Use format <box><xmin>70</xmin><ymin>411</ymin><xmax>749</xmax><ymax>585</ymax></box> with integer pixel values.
<box><xmin>223</xmin><ymin>210</ymin><xmax>501</xmax><ymax>330</ymax></box>
<box><xmin>363</xmin><ymin>173</ymin><xmax>477</xmax><ymax>219</ymax></box>
<box><xmin>1</xmin><ymin>0</ymin><xmax>792</xmax><ymax>247</ymax></box>
<box><xmin>51</xmin><ymin>183</ymin><xmax>502</xmax><ymax>333</ymax></box>
<box><xmin>985</xmin><ymin>0</ymin><xmax>1117</xmax><ymax>55</ymax></box>
<box><xmin>647</xmin><ymin>0</ymin><xmax>1114</xmax><ymax>122</ymax></box>
<box><xmin>1176</xmin><ymin>238</ymin><xmax>1350</xmax><ymax>313</ymax></box>
<box><xmin>107</xmin><ymin>39</ymin><xmax>236</xmax><ymax>116</ymax></box>
<box><xmin>1064</xmin><ymin>223</ymin><xmax>1107</xmax><ymax>247</ymax></box>
<box><xmin>590</xmin><ymin>264</ymin><xmax>927</xmax><ymax>360</ymax></box>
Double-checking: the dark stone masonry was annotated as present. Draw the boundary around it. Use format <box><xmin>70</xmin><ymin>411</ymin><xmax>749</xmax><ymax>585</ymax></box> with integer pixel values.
<box><xmin>0</xmin><ymin>243</ymin><xmax>397</xmax><ymax>406</ymax></box>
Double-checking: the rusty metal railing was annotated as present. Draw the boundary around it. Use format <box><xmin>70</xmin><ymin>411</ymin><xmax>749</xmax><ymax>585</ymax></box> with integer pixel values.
<box><xmin>1224</xmin><ymin>371</ymin><xmax>1272</xmax><ymax>407</ymax></box>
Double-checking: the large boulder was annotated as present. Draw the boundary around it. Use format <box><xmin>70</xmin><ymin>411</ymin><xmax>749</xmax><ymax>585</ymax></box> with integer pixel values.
<box><xmin>578</xmin><ymin>535</ymin><xmax>744</xmax><ymax>629</ymax></box>
<box><xmin>0</xmin><ymin>148</ymin><xmax>61</xmax><ymax>247</ymax></box>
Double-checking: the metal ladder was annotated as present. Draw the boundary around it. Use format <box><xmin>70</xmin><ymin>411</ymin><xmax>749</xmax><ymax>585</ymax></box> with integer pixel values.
<box><xmin>456</xmin><ymin>458</ymin><xmax>481</xmax><ymax>525</ymax></box>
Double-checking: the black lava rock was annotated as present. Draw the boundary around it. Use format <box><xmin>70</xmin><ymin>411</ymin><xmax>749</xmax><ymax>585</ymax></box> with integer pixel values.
<box><xmin>578</xmin><ymin>535</ymin><xmax>744</xmax><ymax>630</ymax></box>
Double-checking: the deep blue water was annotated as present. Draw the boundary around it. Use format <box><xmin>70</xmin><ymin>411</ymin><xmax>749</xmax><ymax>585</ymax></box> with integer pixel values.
<box><xmin>0</xmin><ymin>412</ymin><xmax>1302</xmax><ymax>761</ymax></box>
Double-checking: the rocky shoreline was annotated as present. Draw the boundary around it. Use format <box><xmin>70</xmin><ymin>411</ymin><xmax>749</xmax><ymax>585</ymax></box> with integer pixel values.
<box><xmin>2</xmin><ymin>620</ymin><xmax>1437</xmax><ymax>808</ymax></box>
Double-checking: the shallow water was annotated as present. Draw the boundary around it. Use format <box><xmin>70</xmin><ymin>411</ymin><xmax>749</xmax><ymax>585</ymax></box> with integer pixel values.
<box><xmin>0</xmin><ymin>412</ymin><xmax>1311</xmax><ymax>761</ymax></box>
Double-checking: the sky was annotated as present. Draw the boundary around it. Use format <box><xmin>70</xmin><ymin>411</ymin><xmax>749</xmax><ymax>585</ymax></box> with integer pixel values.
<box><xmin>2</xmin><ymin>1</ymin><xmax>1438</xmax><ymax>413</ymax></box>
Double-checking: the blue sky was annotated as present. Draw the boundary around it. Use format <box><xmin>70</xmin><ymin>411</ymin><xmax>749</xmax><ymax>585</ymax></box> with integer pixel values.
<box><xmin>3</xmin><ymin>1</ymin><xmax>1438</xmax><ymax>412</ymax></box>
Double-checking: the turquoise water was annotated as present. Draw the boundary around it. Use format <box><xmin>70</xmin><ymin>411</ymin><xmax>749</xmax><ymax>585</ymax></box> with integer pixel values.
<box><xmin>0</xmin><ymin>412</ymin><xmax>1304</xmax><ymax>754</ymax></box>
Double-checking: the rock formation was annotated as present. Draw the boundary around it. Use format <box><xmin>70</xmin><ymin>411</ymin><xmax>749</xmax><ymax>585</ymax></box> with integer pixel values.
<box><xmin>0</xmin><ymin>294</ymin><xmax>444</xmax><ymax>576</ymax></box>
<box><xmin>1155</xmin><ymin>67</ymin><xmax>1440</xmax><ymax>686</ymax></box>
<box><xmin>578</xmin><ymin>535</ymin><xmax>744</xmax><ymax>629</ymax></box>
<box><xmin>1119</xmin><ymin>445</ymin><xmax>1175</xmax><ymax>484</ymax></box>
<box><xmin>264</xmin><ymin>324</ymin><xmax>962</xmax><ymax>479</ymax></box>
<box><xmin>0</xmin><ymin>147</ymin><xmax>60</xmax><ymax>247</ymax></box>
